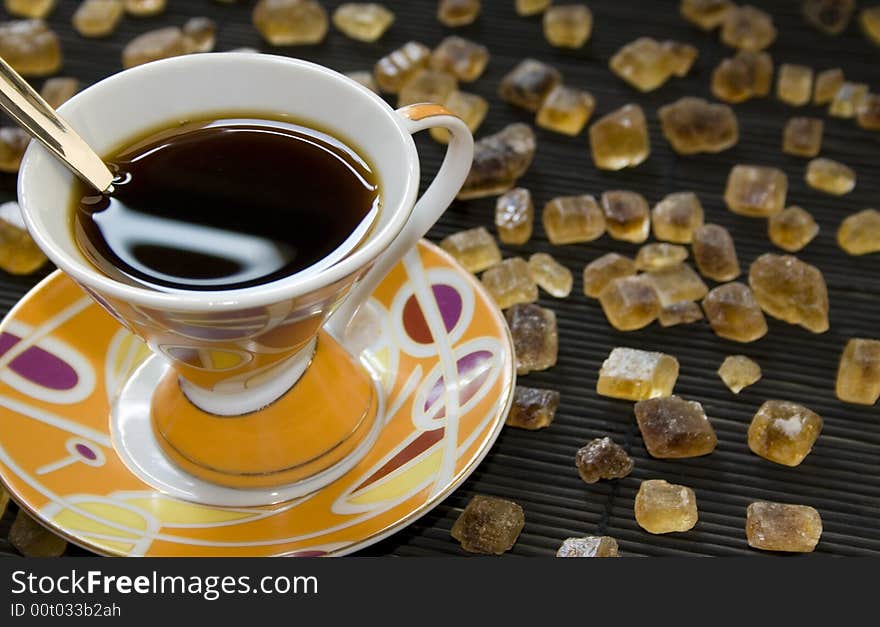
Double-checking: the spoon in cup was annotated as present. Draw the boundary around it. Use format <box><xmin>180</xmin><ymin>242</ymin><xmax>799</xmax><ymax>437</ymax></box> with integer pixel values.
<box><xmin>0</xmin><ymin>56</ymin><xmax>115</xmax><ymax>193</ymax></box>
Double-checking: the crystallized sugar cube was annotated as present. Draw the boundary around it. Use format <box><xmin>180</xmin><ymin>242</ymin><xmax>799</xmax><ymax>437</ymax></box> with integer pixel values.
<box><xmin>440</xmin><ymin>226</ymin><xmax>501</xmax><ymax>273</ymax></box>
<box><xmin>805</xmin><ymin>157</ymin><xmax>855</xmax><ymax>195</ymax></box>
<box><xmin>646</xmin><ymin>263</ymin><xmax>708</xmax><ymax>307</ymax></box>
<box><xmin>458</xmin><ymin>123</ymin><xmax>536</xmax><ymax>200</ymax></box>
<box><xmin>182</xmin><ymin>16</ymin><xmax>216</xmax><ymax>53</ymax></box>
<box><xmin>597</xmin><ymin>347</ymin><xmax>679</xmax><ymax>401</ymax></box>
<box><xmin>0</xmin><ymin>19</ymin><xmax>62</xmax><ymax>76</ymax></box>
<box><xmin>543</xmin><ymin>195</ymin><xmax>605</xmax><ymax>245</ymax></box>
<box><xmin>702</xmin><ymin>282</ymin><xmax>768</xmax><ymax>343</ymax></box>
<box><xmin>601</xmin><ymin>190</ymin><xmax>650</xmax><ymax>243</ymax></box>
<box><xmin>599</xmin><ymin>275</ymin><xmax>661</xmax><ymax>331</ymax></box>
<box><xmin>122</xmin><ymin>26</ymin><xmax>187</xmax><ymax>68</ymax></box>
<box><xmin>718</xmin><ymin>355</ymin><xmax>762</xmax><ymax>393</ymax></box>
<box><xmin>374</xmin><ymin>41</ymin><xmax>431</xmax><ymax>93</ymax></box>
<box><xmin>536</xmin><ymin>85</ymin><xmax>595</xmax><ymax>136</ymax></box>
<box><xmin>589</xmin><ymin>104</ymin><xmax>650</xmax><ymax>170</ymax></box>
<box><xmin>72</xmin><ymin>0</ymin><xmax>124</xmax><ymax>38</ymax></box>
<box><xmin>813</xmin><ymin>67</ymin><xmax>844</xmax><ymax>104</ymax></box>
<box><xmin>746</xmin><ymin>501</ymin><xmax>822</xmax><ymax>553</ymax></box>
<box><xmin>430</xmin><ymin>91</ymin><xmax>488</xmax><ymax>144</ymax></box>
<box><xmin>0</xmin><ymin>201</ymin><xmax>48</xmax><ymax>274</ymax></box>
<box><xmin>495</xmin><ymin>188</ymin><xmax>533</xmax><ymax>244</ymax></box>
<box><xmin>836</xmin><ymin>338</ymin><xmax>880</xmax><ymax>405</ymax></box>
<box><xmin>430</xmin><ymin>36</ymin><xmax>489</xmax><ymax>82</ymax></box>
<box><xmin>609</xmin><ymin>37</ymin><xmax>675</xmax><ymax>92</ymax></box>
<box><xmin>437</xmin><ymin>0</ymin><xmax>480</xmax><ymax>27</ymax></box>
<box><xmin>720</xmin><ymin>4</ymin><xmax>776</xmax><ymax>51</ymax></box>
<box><xmin>582</xmin><ymin>254</ymin><xmax>635</xmax><ymax>300</ymax></box>
<box><xmin>662</xmin><ymin>40</ymin><xmax>699</xmax><ymax>76</ymax></box>
<box><xmin>40</xmin><ymin>76</ymin><xmax>79</xmax><ymax>108</ymax></box>
<box><xmin>768</xmin><ymin>206</ymin><xmax>819</xmax><ymax>252</ymax></box>
<box><xmin>332</xmin><ymin>3</ymin><xmax>394</xmax><ymax>42</ymax></box>
<box><xmin>658</xmin><ymin>97</ymin><xmax>739</xmax><ymax>155</ymax></box>
<box><xmin>634</xmin><ymin>396</ymin><xmax>718</xmax><ymax>458</ymax></box>
<box><xmin>543</xmin><ymin>4</ymin><xmax>592</xmax><ymax>48</ymax></box>
<box><xmin>680</xmin><ymin>0</ymin><xmax>733</xmax><ymax>30</ymax></box>
<box><xmin>528</xmin><ymin>253</ymin><xmax>572</xmax><ymax>298</ymax></box>
<box><xmin>397</xmin><ymin>69</ymin><xmax>457</xmax><ymax>107</ymax></box>
<box><xmin>693</xmin><ymin>224</ymin><xmax>741</xmax><ymax>282</ymax></box>
<box><xmin>5</xmin><ymin>0</ymin><xmax>56</xmax><ymax>19</ymax></box>
<box><xmin>857</xmin><ymin>93</ymin><xmax>880</xmax><ymax>130</ymax></box>
<box><xmin>782</xmin><ymin>117</ymin><xmax>823</xmax><ymax>158</ymax></box>
<box><xmin>711</xmin><ymin>50</ymin><xmax>773</xmax><ymax>103</ymax></box>
<box><xmin>748</xmin><ymin>253</ymin><xmax>829</xmax><ymax>333</ymax></box>
<box><xmin>652</xmin><ymin>192</ymin><xmax>705</xmax><ymax>243</ymax></box>
<box><xmin>635</xmin><ymin>479</ymin><xmax>698</xmax><ymax>534</ymax></box>
<box><xmin>748</xmin><ymin>400</ymin><xmax>822</xmax><ymax>466</ymax></box>
<box><xmin>252</xmin><ymin>0</ymin><xmax>328</xmax><ymax>45</ymax></box>
<box><xmin>837</xmin><ymin>209</ymin><xmax>880</xmax><ymax>255</ymax></box>
<box><xmin>803</xmin><ymin>0</ymin><xmax>855</xmax><ymax>35</ymax></box>
<box><xmin>557</xmin><ymin>536</ymin><xmax>619</xmax><ymax>557</ymax></box>
<box><xmin>724</xmin><ymin>165</ymin><xmax>787</xmax><ymax>217</ymax></box>
<box><xmin>481</xmin><ymin>257</ymin><xmax>538</xmax><ymax>309</ymax></box>
<box><xmin>635</xmin><ymin>243</ymin><xmax>688</xmax><ymax>271</ymax></box>
<box><xmin>829</xmin><ymin>81</ymin><xmax>868</xmax><ymax>117</ymax></box>
<box><xmin>0</xmin><ymin>127</ymin><xmax>29</xmax><ymax>173</ymax></box>
<box><xmin>10</xmin><ymin>509</ymin><xmax>67</xmax><ymax>557</ymax></box>
<box><xmin>498</xmin><ymin>58</ymin><xmax>562</xmax><ymax>112</ymax></box>
<box><xmin>776</xmin><ymin>64</ymin><xmax>813</xmax><ymax>106</ymax></box>
<box><xmin>575</xmin><ymin>437</ymin><xmax>634</xmax><ymax>484</ymax></box>
<box><xmin>506</xmin><ymin>303</ymin><xmax>558</xmax><ymax>375</ymax></box>
<box><xmin>506</xmin><ymin>385</ymin><xmax>560</xmax><ymax>430</ymax></box>
<box><xmin>516</xmin><ymin>0</ymin><xmax>550</xmax><ymax>16</ymax></box>
<box><xmin>659</xmin><ymin>301</ymin><xmax>704</xmax><ymax>327</ymax></box>
<box><xmin>863</xmin><ymin>6</ymin><xmax>880</xmax><ymax>44</ymax></box>
<box><xmin>451</xmin><ymin>495</ymin><xmax>524</xmax><ymax>554</ymax></box>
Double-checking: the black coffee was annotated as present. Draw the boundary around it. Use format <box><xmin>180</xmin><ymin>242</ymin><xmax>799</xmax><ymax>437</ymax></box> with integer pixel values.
<box><xmin>72</xmin><ymin>117</ymin><xmax>380</xmax><ymax>291</ymax></box>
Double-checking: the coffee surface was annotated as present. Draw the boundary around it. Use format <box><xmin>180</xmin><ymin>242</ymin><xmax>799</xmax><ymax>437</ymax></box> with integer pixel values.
<box><xmin>73</xmin><ymin>117</ymin><xmax>380</xmax><ymax>291</ymax></box>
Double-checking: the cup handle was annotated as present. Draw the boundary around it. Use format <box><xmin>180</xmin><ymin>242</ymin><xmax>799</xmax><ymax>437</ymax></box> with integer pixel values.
<box><xmin>327</xmin><ymin>103</ymin><xmax>474</xmax><ymax>337</ymax></box>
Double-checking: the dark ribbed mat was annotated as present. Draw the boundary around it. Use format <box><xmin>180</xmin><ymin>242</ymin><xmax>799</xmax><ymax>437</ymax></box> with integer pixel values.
<box><xmin>0</xmin><ymin>0</ymin><xmax>878</xmax><ymax>557</ymax></box>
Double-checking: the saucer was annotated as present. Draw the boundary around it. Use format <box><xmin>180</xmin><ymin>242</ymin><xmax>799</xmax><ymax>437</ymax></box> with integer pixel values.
<box><xmin>0</xmin><ymin>241</ymin><xmax>515</xmax><ymax>556</ymax></box>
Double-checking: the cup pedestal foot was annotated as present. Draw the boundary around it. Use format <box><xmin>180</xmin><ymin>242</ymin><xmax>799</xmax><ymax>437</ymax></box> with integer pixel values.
<box><xmin>151</xmin><ymin>330</ymin><xmax>380</xmax><ymax>491</ymax></box>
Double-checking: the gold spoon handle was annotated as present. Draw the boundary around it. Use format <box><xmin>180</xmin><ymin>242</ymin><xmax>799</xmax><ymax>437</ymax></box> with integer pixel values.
<box><xmin>0</xmin><ymin>56</ymin><xmax>114</xmax><ymax>193</ymax></box>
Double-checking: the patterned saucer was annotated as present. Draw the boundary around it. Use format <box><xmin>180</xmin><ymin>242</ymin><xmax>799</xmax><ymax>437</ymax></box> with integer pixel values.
<box><xmin>0</xmin><ymin>241</ymin><xmax>515</xmax><ymax>556</ymax></box>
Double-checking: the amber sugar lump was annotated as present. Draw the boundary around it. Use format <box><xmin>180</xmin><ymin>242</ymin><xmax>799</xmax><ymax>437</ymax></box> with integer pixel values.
<box><xmin>506</xmin><ymin>303</ymin><xmax>558</xmax><ymax>375</ymax></box>
<box><xmin>863</xmin><ymin>6</ymin><xmax>880</xmax><ymax>44</ymax></box>
<box><xmin>813</xmin><ymin>67</ymin><xmax>844</xmax><ymax>104</ymax></box>
<box><xmin>536</xmin><ymin>85</ymin><xmax>595</xmax><ymax>136</ymax></box>
<box><xmin>658</xmin><ymin>97</ymin><xmax>738</xmax><ymax>155</ymax></box>
<box><xmin>746</xmin><ymin>501</ymin><xmax>822</xmax><ymax>553</ymax></box>
<box><xmin>634</xmin><ymin>396</ymin><xmax>718</xmax><ymax>458</ymax></box>
<box><xmin>635</xmin><ymin>479</ymin><xmax>698</xmax><ymax>534</ymax></box>
<box><xmin>598</xmin><ymin>275</ymin><xmax>660</xmax><ymax>331</ymax></box>
<box><xmin>0</xmin><ymin>201</ymin><xmax>48</xmax><ymax>274</ymax></box>
<box><xmin>397</xmin><ymin>69</ymin><xmax>457</xmax><ymax>107</ymax></box>
<box><xmin>748</xmin><ymin>253</ymin><xmax>829</xmax><ymax>334</ymax></box>
<box><xmin>589</xmin><ymin>104</ymin><xmax>650</xmax><ymax>170</ymax></box>
<box><xmin>40</xmin><ymin>77</ymin><xmax>78</xmax><ymax>109</ymax></box>
<box><xmin>857</xmin><ymin>93</ymin><xmax>880</xmax><ymax>130</ymax></box>
<box><xmin>829</xmin><ymin>81</ymin><xmax>868</xmax><ymax>117</ymax></box>
<box><xmin>430</xmin><ymin>91</ymin><xmax>487</xmax><ymax>144</ymax></box>
<box><xmin>481</xmin><ymin>257</ymin><xmax>537</xmax><ymax>309</ymax></box>
<box><xmin>582</xmin><ymin>253</ymin><xmax>636</xmax><ymax>298</ymax></box>
<box><xmin>439</xmin><ymin>226</ymin><xmax>501</xmax><ymax>273</ymax></box>
<box><xmin>680</xmin><ymin>0</ymin><xmax>733</xmax><ymax>30</ymax></box>
<box><xmin>451</xmin><ymin>495</ymin><xmax>524</xmax><ymax>555</ymax></box>
<box><xmin>601</xmin><ymin>190</ymin><xmax>650</xmax><ymax>243</ymax></box>
<box><xmin>835</xmin><ymin>338</ymin><xmax>880</xmax><ymax>405</ymax></box>
<box><xmin>124</xmin><ymin>0</ymin><xmax>165</xmax><ymax>17</ymax></box>
<box><xmin>718</xmin><ymin>355</ymin><xmax>762</xmax><ymax>393</ymax></box>
<box><xmin>711</xmin><ymin>50</ymin><xmax>773</xmax><ymax>103</ymax></box>
<box><xmin>803</xmin><ymin>0</ymin><xmax>855</xmax><ymax>35</ymax></box>
<box><xmin>0</xmin><ymin>19</ymin><xmax>62</xmax><ymax>76</ymax></box>
<box><xmin>498</xmin><ymin>58</ymin><xmax>561</xmax><ymax>113</ymax></box>
<box><xmin>635</xmin><ymin>243</ymin><xmax>688</xmax><ymax>271</ymax></box>
<box><xmin>516</xmin><ymin>0</ymin><xmax>550</xmax><ymax>16</ymax></box>
<box><xmin>495</xmin><ymin>188</ymin><xmax>533</xmax><ymax>245</ymax></box>
<box><xmin>724</xmin><ymin>164</ymin><xmax>787</xmax><ymax>217</ymax></box>
<box><xmin>702</xmin><ymin>282</ymin><xmax>768</xmax><ymax>343</ymax></box>
<box><xmin>805</xmin><ymin>158</ymin><xmax>855</xmax><ymax>195</ymax></box>
<box><xmin>692</xmin><ymin>223</ymin><xmax>740</xmax><ymax>282</ymax></box>
<box><xmin>768</xmin><ymin>206</ymin><xmax>819</xmax><ymax>252</ymax></box>
<box><xmin>596</xmin><ymin>347</ymin><xmax>679</xmax><ymax>401</ymax></box>
<box><xmin>374</xmin><ymin>41</ymin><xmax>431</xmax><ymax>93</ymax></box>
<box><xmin>0</xmin><ymin>127</ymin><xmax>29</xmax><ymax>173</ymax></box>
<box><xmin>776</xmin><ymin>64</ymin><xmax>813</xmax><ymax>106</ymax></box>
<box><xmin>437</xmin><ymin>0</ymin><xmax>480</xmax><ymax>27</ymax></box>
<box><xmin>720</xmin><ymin>4</ymin><xmax>777</xmax><ymax>51</ymax></box>
<box><xmin>528</xmin><ymin>253</ymin><xmax>572</xmax><ymax>298</ymax></box>
<box><xmin>659</xmin><ymin>301</ymin><xmax>704</xmax><ymax>327</ymax></box>
<box><xmin>543</xmin><ymin>4</ymin><xmax>593</xmax><ymax>48</ymax></box>
<box><xmin>5</xmin><ymin>0</ymin><xmax>56</xmax><ymax>19</ymax></box>
<box><xmin>575</xmin><ymin>437</ymin><xmax>633</xmax><ymax>484</ymax></box>
<box><xmin>430</xmin><ymin>36</ymin><xmax>489</xmax><ymax>82</ymax></box>
<box><xmin>646</xmin><ymin>263</ymin><xmax>708</xmax><ymax>307</ymax></box>
<box><xmin>748</xmin><ymin>400</ymin><xmax>822</xmax><ymax>466</ymax></box>
<box><xmin>332</xmin><ymin>3</ymin><xmax>394</xmax><ymax>42</ymax></box>
<box><xmin>651</xmin><ymin>192</ymin><xmax>705</xmax><ymax>243</ymax></box>
<box><xmin>458</xmin><ymin>124</ymin><xmax>536</xmax><ymax>200</ymax></box>
<box><xmin>543</xmin><ymin>194</ymin><xmax>605</xmax><ymax>244</ymax></box>
<box><xmin>506</xmin><ymin>386</ymin><xmax>559</xmax><ymax>430</ymax></box>
<box><xmin>782</xmin><ymin>117</ymin><xmax>823</xmax><ymax>158</ymax></box>
<box><xmin>837</xmin><ymin>209</ymin><xmax>880</xmax><ymax>255</ymax></box>
<box><xmin>252</xmin><ymin>0</ymin><xmax>328</xmax><ymax>45</ymax></box>
<box><xmin>556</xmin><ymin>536</ymin><xmax>619</xmax><ymax>557</ymax></box>
<box><xmin>72</xmin><ymin>0</ymin><xmax>124</xmax><ymax>38</ymax></box>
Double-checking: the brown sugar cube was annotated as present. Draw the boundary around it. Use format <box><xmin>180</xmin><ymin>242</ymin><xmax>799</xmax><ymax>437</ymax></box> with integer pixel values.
<box><xmin>39</xmin><ymin>76</ymin><xmax>79</xmax><ymax>108</ymax></box>
<box><xmin>746</xmin><ymin>501</ymin><xmax>822</xmax><ymax>552</ymax></box>
<box><xmin>720</xmin><ymin>4</ymin><xmax>777</xmax><ymax>51</ymax></box>
<box><xmin>601</xmin><ymin>190</ymin><xmax>650</xmax><ymax>243</ymax></box>
<box><xmin>543</xmin><ymin>4</ymin><xmax>593</xmax><ymax>48</ymax></box>
<box><xmin>374</xmin><ymin>41</ymin><xmax>431</xmax><ymax>93</ymax></box>
<box><xmin>861</xmin><ymin>6</ymin><xmax>880</xmax><ymax>45</ymax></box>
<box><xmin>72</xmin><ymin>0</ymin><xmax>124</xmax><ymax>38</ymax></box>
<box><xmin>680</xmin><ymin>0</ymin><xmax>733</xmax><ymax>30</ymax></box>
<box><xmin>835</xmin><ymin>338</ymin><xmax>880</xmax><ymax>405</ymax></box>
<box><xmin>749</xmin><ymin>253</ymin><xmax>829</xmax><ymax>334</ymax></box>
<box><xmin>182</xmin><ymin>16</ymin><xmax>216</xmax><ymax>52</ymax></box>
<box><xmin>332</xmin><ymin>3</ymin><xmax>394</xmax><ymax>43</ymax></box>
<box><xmin>635</xmin><ymin>243</ymin><xmax>689</xmax><ymax>271</ymax></box>
<box><xmin>536</xmin><ymin>85</ymin><xmax>595</xmax><ymax>136</ymax></box>
<box><xmin>506</xmin><ymin>385</ymin><xmax>559</xmax><ymax>430</ymax></box>
<box><xmin>430</xmin><ymin>36</ymin><xmax>489</xmax><ymax>83</ymax></box>
<box><xmin>528</xmin><ymin>253</ymin><xmax>572</xmax><ymax>298</ymax></box>
<box><xmin>6</xmin><ymin>0</ymin><xmax>56</xmax><ymax>19</ymax></box>
<box><xmin>782</xmin><ymin>117</ymin><xmax>823</xmax><ymax>157</ymax></box>
<box><xmin>597</xmin><ymin>347</ymin><xmax>679</xmax><ymax>401</ymax></box>
<box><xmin>543</xmin><ymin>194</ymin><xmax>605</xmax><ymax>244</ymax></box>
<box><xmin>662</xmin><ymin>40</ymin><xmax>699</xmax><ymax>76</ymax></box>
<box><xmin>693</xmin><ymin>224</ymin><xmax>741</xmax><ymax>281</ymax></box>
<box><xmin>837</xmin><ymin>209</ymin><xmax>880</xmax><ymax>255</ymax></box>
<box><xmin>516</xmin><ymin>0</ymin><xmax>551</xmax><ymax>16</ymax></box>
<box><xmin>582</xmin><ymin>253</ymin><xmax>636</xmax><ymax>298</ymax></box>
<box><xmin>122</xmin><ymin>26</ymin><xmax>190</xmax><ymax>68</ymax></box>
<box><xmin>805</xmin><ymin>158</ymin><xmax>855</xmax><ymax>195</ymax></box>
<box><xmin>652</xmin><ymin>192</ymin><xmax>705</xmax><ymax>243</ymax></box>
<box><xmin>0</xmin><ymin>19</ymin><xmax>62</xmax><ymax>76</ymax></box>
<box><xmin>0</xmin><ymin>201</ymin><xmax>48</xmax><ymax>274</ymax></box>
<box><xmin>659</xmin><ymin>301</ymin><xmax>704</xmax><ymax>327</ymax></box>
<box><xmin>498</xmin><ymin>58</ymin><xmax>562</xmax><ymax>113</ymax></box>
<box><xmin>451</xmin><ymin>495</ymin><xmax>524</xmax><ymax>554</ymax></box>
<box><xmin>575</xmin><ymin>437</ymin><xmax>633</xmax><ymax>484</ymax></box>
<box><xmin>776</xmin><ymin>64</ymin><xmax>814</xmax><ymax>106</ymax></box>
<box><xmin>724</xmin><ymin>165</ymin><xmax>787</xmax><ymax>217</ymax></box>
<box><xmin>0</xmin><ymin>127</ymin><xmax>29</xmax><ymax>173</ymax></box>
<box><xmin>440</xmin><ymin>226</ymin><xmax>501</xmax><ymax>273</ymax></box>
<box><xmin>430</xmin><ymin>91</ymin><xmax>488</xmax><ymax>144</ymax></box>
<box><xmin>748</xmin><ymin>400</ymin><xmax>822</xmax><ymax>466</ymax></box>
<box><xmin>589</xmin><ymin>104</ymin><xmax>650</xmax><ymax>170</ymax></box>
<box><xmin>397</xmin><ymin>69</ymin><xmax>457</xmax><ymax>107</ymax></box>
<box><xmin>702</xmin><ymin>282</ymin><xmax>768</xmax><ymax>343</ymax></box>
<box><xmin>658</xmin><ymin>97</ymin><xmax>739</xmax><ymax>155</ymax></box>
<box><xmin>599</xmin><ymin>275</ymin><xmax>660</xmax><ymax>331</ymax></box>
<box><xmin>646</xmin><ymin>263</ymin><xmax>708</xmax><ymax>307</ymax></box>
<box><xmin>458</xmin><ymin>123</ymin><xmax>536</xmax><ymax>200</ymax></box>
<box><xmin>857</xmin><ymin>93</ymin><xmax>880</xmax><ymax>130</ymax></box>
<box><xmin>437</xmin><ymin>0</ymin><xmax>480</xmax><ymax>27</ymax></box>
<box><xmin>557</xmin><ymin>536</ymin><xmax>619</xmax><ymax>557</ymax></box>
<box><xmin>506</xmin><ymin>303</ymin><xmax>558</xmax><ymax>375</ymax></box>
<box><xmin>803</xmin><ymin>0</ymin><xmax>855</xmax><ymax>34</ymax></box>
<box><xmin>635</xmin><ymin>479</ymin><xmax>698</xmax><ymax>534</ymax></box>
<box><xmin>495</xmin><ymin>187</ymin><xmax>534</xmax><ymax>245</ymax></box>
<box><xmin>711</xmin><ymin>50</ymin><xmax>773</xmax><ymax>103</ymax></box>
<box><xmin>829</xmin><ymin>81</ymin><xmax>868</xmax><ymax>117</ymax></box>
<box><xmin>634</xmin><ymin>395</ymin><xmax>718</xmax><ymax>458</ymax></box>
<box><xmin>718</xmin><ymin>355</ymin><xmax>762</xmax><ymax>393</ymax></box>
<box><xmin>768</xmin><ymin>206</ymin><xmax>819</xmax><ymax>252</ymax></box>
<box><xmin>813</xmin><ymin>67</ymin><xmax>844</xmax><ymax>104</ymax></box>
<box><xmin>610</xmin><ymin>37</ymin><xmax>676</xmax><ymax>92</ymax></box>
<box><xmin>481</xmin><ymin>257</ymin><xmax>538</xmax><ymax>309</ymax></box>
<box><xmin>252</xmin><ymin>0</ymin><xmax>328</xmax><ymax>45</ymax></box>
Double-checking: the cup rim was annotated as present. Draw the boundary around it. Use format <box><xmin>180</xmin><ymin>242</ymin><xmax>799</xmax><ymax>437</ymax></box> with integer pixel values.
<box><xmin>17</xmin><ymin>53</ymin><xmax>420</xmax><ymax>312</ymax></box>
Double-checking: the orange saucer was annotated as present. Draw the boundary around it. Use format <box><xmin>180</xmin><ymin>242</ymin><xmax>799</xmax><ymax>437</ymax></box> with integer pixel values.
<box><xmin>0</xmin><ymin>240</ymin><xmax>515</xmax><ymax>556</ymax></box>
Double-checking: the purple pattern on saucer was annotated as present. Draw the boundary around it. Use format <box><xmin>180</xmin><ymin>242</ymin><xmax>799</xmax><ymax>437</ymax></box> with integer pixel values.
<box><xmin>0</xmin><ymin>332</ymin><xmax>79</xmax><ymax>390</ymax></box>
